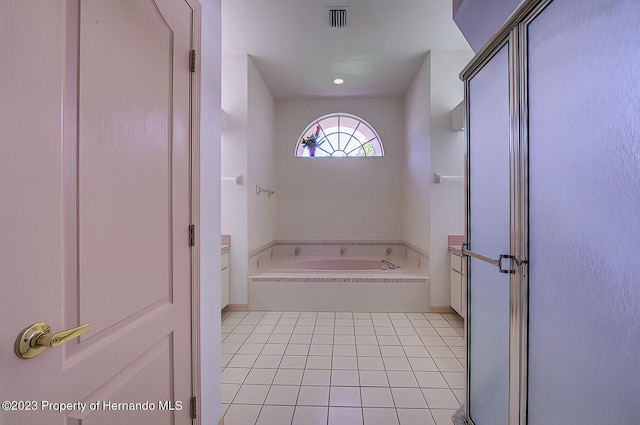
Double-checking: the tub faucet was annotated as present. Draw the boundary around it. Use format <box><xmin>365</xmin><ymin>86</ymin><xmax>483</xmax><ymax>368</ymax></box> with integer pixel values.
<box><xmin>340</xmin><ymin>247</ymin><xmax>347</xmax><ymax>256</ymax></box>
<box><xmin>386</xmin><ymin>247</ymin><xmax>393</xmax><ymax>256</ymax></box>
<box><xmin>381</xmin><ymin>259</ymin><xmax>398</xmax><ymax>270</ymax></box>
<box><xmin>294</xmin><ymin>247</ymin><xmax>301</xmax><ymax>256</ymax></box>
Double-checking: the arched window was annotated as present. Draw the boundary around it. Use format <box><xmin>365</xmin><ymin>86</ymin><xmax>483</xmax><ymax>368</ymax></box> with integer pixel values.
<box><xmin>294</xmin><ymin>113</ymin><xmax>384</xmax><ymax>157</ymax></box>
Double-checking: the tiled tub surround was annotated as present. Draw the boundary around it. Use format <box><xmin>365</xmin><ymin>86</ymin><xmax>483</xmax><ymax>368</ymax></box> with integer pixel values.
<box><xmin>221</xmin><ymin>310</ymin><xmax>464</xmax><ymax>425</ymax></box>
<box><xmin>248</xmin><ymin>242</ymin><xmax>430</xmax><ymax>312</ymax></box>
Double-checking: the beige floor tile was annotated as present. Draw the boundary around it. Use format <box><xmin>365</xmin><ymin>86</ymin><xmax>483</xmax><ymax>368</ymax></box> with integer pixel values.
<box><xmin>442</xmin><ymin>371</ymin><xmax>465</xmax><ymax>389</ymax></box>
<box><xmin>358</xmin><ymin>356</ymin><xmax>385</xmax><ymax>371</ymax></box>
<box><xmin>256</xmin><ymin>405</ymin><xmax>295</xmax><ymax>425</ymax></box>
<box><xmin>273</xmin><ymin>368</ymin><xmax>304</xmax><ymax>385</ymax></box>
<box><xmin>363</xmin><ymin>407</ymin><xmax>400</xmax><ymax>425</ymax></box>
<box><xmin>328</xmin><ymin>406</ymin><xmax>363</xmax><ymax>425</ymax></box>
<box><xmin>359</xmin><ymin>370</ymin><xmax>390</xmax><ymax>387</ymax></box>
<box><xmin>434</xmin><ymin>357</ymin><xmax>464</xmax><ymax>372</ymax></box>
<box><xmin>397</xmin><ymin>408</ymin><xmax>435</xmax><ymax>425</ymax></box>
<box><xmin>306</xmin><ymin>355</ymin><xmax>332</xmax><ymax>370</ymax></box>
<box><xmin>223</xmin><ymin>404</ymin><xmax>261</xmax><ymax>425</ymax></box>
<box><xmin>391</xmin><ymin>387</ymin><xmax>428</xmax><ymax>408</ymax></box>
<box><xmin>361</xmin><ymin>387</ymin><xmax>394</xmax><ymax>408</ymax></box>
<box><xmin>302</xmin><ymin>369</ymin><xmax>331</xmax><ymax>386</ymax></box>
<box><xmin>233</xmin><ymin>384</ymin><xmax>270</xmax><ymax>404</ymax></box>
<box><xmin>244</xmin><ymin>368</ymin><xmax>277</xmax><ymax>385</ymax></box>
<box><xmin>265</xmin><ymin>385</ymin><xmax>300</xmax><ymax>405</ymax></box>
<box><xmin>430</xmin><ymin>408</ymin><xmax>458</xmax><ymax>425</ymax></box>
<box><xmin>297</xmin><ymin>386</ymin><xmax>330</xmax><ymax>406</ymax></box>
<box><xmin>253</xmin><ymin>354</ymin><xmax>282</xmax><ymax>369</ymax></box>
<box><xmin>330</xmin><ymin>386</ymin><xmax>362</xmax><ymax>407</ymax></box>
<box><xmin>414</xmin><ymin>371</ymin><xmax>449</xmax><ymax>389</ymax></box>
<box><xmin>331</xmin><ymin>369</ymin><xmax>360</xmax><ymax>386</ymax></box>
<box><xmin>221</xmin><ymin>367</ymin><xmax>250</xmax><ymax>384</ymax></box>
<box><xmin>387</xmin><ymin>371</ymin><xmax>419</xmax><ymax>388</ymax></box>
<box><xmin>292</xmin><ymin>406</ymin><xmax>328</xmax><ymax>425</ymax></box>
<box><xmin>422</xmin><ymin>388</ymin><xmax>461</xmax><ymax>409</ymax></box>
<box><xmin>279</xmin><ymin>355</ymin><xmax>307</xmax><ymax>369</ymax></box>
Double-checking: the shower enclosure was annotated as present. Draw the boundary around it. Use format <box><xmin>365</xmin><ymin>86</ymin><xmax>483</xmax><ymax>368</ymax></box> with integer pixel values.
<box><xmin>462</xmin><ymin>1</ymin><xmax>640</xmax><ymax>424</ymax></box>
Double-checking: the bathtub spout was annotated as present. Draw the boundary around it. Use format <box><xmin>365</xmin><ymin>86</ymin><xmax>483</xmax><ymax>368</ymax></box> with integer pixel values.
<box><xmin>381</xmin><ymin>259</ymin><xmax>399</xmax><ymax>270</ymax></box>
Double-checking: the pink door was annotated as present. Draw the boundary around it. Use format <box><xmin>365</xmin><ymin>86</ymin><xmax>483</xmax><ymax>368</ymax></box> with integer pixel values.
<box><xmin>0</xmin><ymin>1</ymin><xmax>194</xmax><ymax>423</ymax></box>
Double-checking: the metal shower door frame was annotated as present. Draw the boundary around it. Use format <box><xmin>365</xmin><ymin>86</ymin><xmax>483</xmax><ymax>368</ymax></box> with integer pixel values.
<box><xmin>460</xmin><ymin>1</ymin><xmax>554</xmax><ymax>424</ymax></box>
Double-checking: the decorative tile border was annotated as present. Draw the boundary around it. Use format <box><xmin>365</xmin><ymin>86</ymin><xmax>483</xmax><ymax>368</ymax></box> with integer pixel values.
<box><xmin>249</xmin><ymin>240</ymin><xmax>422</xmax><ymax>259</ymax></box>
<box><xmin>403</xmin><ymin>240</ymin><xmax>429</xmax><ymax>259</ymax></box>
<box><xmin>274</xmin><ymin>240</ymin><xmax>406</xmax><ymax>247</ymax></box>
<box><xmin>250</xmin><ymin>277</ymin><xmax>428</xmax><ymax>283</ymax></box>
<box><xmin>248</xmin><ymin>241</ymin><xmax>276</xmax><ymax>259</ymax></box>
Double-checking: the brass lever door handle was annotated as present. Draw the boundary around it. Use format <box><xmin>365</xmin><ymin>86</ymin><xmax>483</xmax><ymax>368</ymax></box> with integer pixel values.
<box><xmin>15</xmin><ymin>322</ymin><xmax>91</xmax><ymax>359</ymax></box>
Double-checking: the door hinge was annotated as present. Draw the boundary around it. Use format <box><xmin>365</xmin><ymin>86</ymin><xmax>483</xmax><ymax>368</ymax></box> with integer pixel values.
<box><xmin>189</xmin><ymin>224</ymin><xmax>195</xmax><ymax>247</ymax></box>
<box><xmin>189</xmin><ymin>50</ymin><xmax>196</xmax><ymax>73</ymax></box>
<box><xmin>190</xmin><ymin>396</ymin><xmax>197</xmax><ymax>419</ymax></box>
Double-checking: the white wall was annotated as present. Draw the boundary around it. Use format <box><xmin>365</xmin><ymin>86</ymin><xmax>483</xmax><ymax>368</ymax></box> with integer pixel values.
<box><xmin>247</xmin><ymin>59</ymin><xmax>277</xmax><ymax>252</ymax></box>
<box><xmin>429</xmin><ymin>50</ymin><xmax>474</xmax><ymax>308</ymax></box>
<box><xmin>221</xmin><ymin>55</ymin><xmax>248</xmax><ymax>305</ymax></box>
<box><xmin>196</xmin><ymin>1</ymin><xmax>222</xmax><ymax>423</ymax></box>
<box><xmin>403</xmin><ymin>53</ymin><xmax>432</xmax><ymax>254</ymax></box>
<box><xmin>453</xmin><ymin>0</ymin><xmax>522</xmax><ymax>51</ymax></box>
<box><xmin>403</xmin><ymin>50</ymin><xmax>473</xmax><ymax>309</ymax></box>
<box><xmin>222</xmin><ymin>55</ymin><xmax>276</xmax><ymax>305</ymax></box>
<box><xmin>274</xmin><ymin>97</ymin><xmax>405</xmax><ymax>241</ymax></box>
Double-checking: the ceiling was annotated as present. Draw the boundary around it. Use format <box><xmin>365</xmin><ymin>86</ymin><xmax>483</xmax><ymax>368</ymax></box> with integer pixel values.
<box><xmin>222</xmin><ymin>0</ymin><xmax>471</xmax><ymax>100</ymax></box>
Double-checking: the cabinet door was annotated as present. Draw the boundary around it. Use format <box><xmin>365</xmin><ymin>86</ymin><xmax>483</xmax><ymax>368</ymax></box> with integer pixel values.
<box><xmin>221</xmin><ymin>268</ymin><xmax>229</xmax><ymax>309</ymax></box>
<box><xmin>450</xmin><ymin>268</ymin><xmax>462</xmax><ymax>315</ymax></box>
<box><xmin>221</xmin><ymin>252</ymin><xmax>230</xmax><ymax>309</ymax></box>
<box><xmin>450</xmin><ymin>253</ymin><xmax>463</xmax><ymax>314</ymax></box>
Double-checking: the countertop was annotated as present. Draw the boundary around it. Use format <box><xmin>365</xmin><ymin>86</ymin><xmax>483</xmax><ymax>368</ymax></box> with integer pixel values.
<box><xmin>449</xmin><ymin>245</ymin><xmax>463</xmax><ymax>256</ymax></box>
<box><xmin>221</xmin><ymin>235</ymin><xmax>230</xmax><ymax>254</ymax></box>
<box><xmin>448</xmin><ymin>234</ymin><xmax>465</xmax><ymax>256</ymax></box>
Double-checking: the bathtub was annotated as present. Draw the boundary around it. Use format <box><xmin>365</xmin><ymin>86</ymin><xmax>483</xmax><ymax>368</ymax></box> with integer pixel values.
<box><xmin>249</xmin><ymin>250</ymin><xmax>429</xmax><ymax>312</ymax></box>
<box><xmin>273</xmin><ymin>257</ymin><xmax>405</xmax><ymax>272</ymax></box>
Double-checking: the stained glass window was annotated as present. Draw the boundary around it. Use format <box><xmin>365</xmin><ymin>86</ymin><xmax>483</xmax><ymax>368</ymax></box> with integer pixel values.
<box><xmin>294</xmin><ymin>113</ymin><xmax>384</xmax><ymax>157</ymax></box>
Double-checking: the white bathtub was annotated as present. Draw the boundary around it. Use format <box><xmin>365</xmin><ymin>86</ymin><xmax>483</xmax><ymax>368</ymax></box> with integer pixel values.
<box><xmin>249</xmin><ymin>255</ymin><xmax>429</xmax><ymax>312</ymax></box>
<box><xmin>294</xmin><ymin>258</ymin><xmax>386</xmax><ymax>271</ymax></box>
<box><xmin>271</xmin><ymin>257</ymin><xmax>405</xmax><ymax>272</ymax></box>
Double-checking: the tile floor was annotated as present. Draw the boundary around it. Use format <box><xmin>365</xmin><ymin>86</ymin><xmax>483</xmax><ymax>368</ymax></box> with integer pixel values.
<box><xmin>221</xmin><ymin>311</ymin><xmax>465</xmax><ymax>425</ymax></box>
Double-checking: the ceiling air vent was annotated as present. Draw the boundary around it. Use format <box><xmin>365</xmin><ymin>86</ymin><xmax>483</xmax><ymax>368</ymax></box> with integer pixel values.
<box><xmin>330</xmin><ymin>8</ymin><xmax>346</xmax><ymax>28</ymax></box>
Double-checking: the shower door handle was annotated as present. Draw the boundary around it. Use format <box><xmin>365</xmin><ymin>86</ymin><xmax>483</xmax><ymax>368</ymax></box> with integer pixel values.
<box><xmin>461</xmin><ymin>243</ymin><xmax>520</xmax><ymax>274</ymax></box>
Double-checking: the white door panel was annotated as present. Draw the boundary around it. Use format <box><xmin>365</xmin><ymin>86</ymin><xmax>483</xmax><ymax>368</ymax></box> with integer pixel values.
<box><xmin>0</xmin><ymin>1</ymin><xmax>193</xmax><ymax>423</ymax></box>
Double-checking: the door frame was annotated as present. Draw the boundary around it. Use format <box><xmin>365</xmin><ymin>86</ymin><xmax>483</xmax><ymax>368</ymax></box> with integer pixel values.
<box><xmin>460</xmin><ymin>1</ymin><xmax>554</xmax><ymax>424</ymax></box>
<box><xmin>184</xmin><ymin>1</ymin><xmax>224</xmax><ymax>423</ymax></box>
<box><xmin>188</xmin><ymin>1</ymin><xmax>202</xmax><ymax>422</ymax></box>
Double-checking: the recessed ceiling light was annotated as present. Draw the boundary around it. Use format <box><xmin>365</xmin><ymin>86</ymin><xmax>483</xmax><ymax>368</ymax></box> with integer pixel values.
<box><xmin>333</xmin><ymin>78</ymin><xmax>344</xmax><ymax>85</ymax></box>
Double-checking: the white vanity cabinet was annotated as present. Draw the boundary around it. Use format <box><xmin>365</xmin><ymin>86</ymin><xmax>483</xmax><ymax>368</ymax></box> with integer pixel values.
<box><xmin>450</xmin><ymin>251</ymin><xmax>466</xmax><ymax>319</ymax></box>
<box><xmin>221</xmin><ymin>250</ymin><xmax>229</xmax><ymax>309</ymax></box>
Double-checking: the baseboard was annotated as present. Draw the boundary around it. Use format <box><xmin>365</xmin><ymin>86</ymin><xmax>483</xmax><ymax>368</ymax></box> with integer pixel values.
<box><xmin>223</xmin><ymin>304</ymin><xmax>248</xmax><ymax>312</ymax></box>
<box><xmin>430</xmin><ymin>306</ymin><xmax>455</xmax><ymax>314</ymax></box>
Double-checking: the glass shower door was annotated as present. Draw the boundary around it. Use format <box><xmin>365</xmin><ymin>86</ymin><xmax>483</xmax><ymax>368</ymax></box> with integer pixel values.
<box><xmin>527</xmin><ymin>0</ymin><xmax>640</xmax><ymax>423</ymax></box>
<box><xmin>466</xmin><ymin>44</ymin><xmax>511</xmax><ymax>425</ymax></box>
